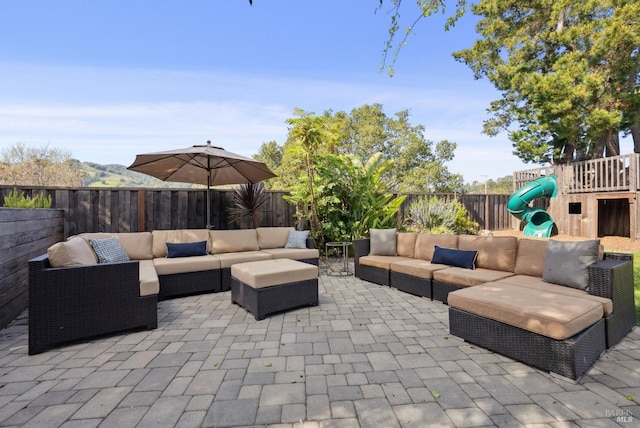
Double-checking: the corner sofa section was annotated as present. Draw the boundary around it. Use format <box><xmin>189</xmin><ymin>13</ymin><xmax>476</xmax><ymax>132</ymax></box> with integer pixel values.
<box><xmin>29</xmin><ymin>227</ymin><xmax>319</xmax><ymax>354</ymax></box>
<box><xmin>354</xmin><ymin>232</ymin><xmax>636</xmax><ymax>380</ymax></box>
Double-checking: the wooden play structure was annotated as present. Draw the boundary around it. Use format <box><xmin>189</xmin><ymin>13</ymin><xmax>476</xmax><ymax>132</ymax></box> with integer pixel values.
<box><xmin>513</xmin><ymin>153</ymin><xmax>640</xmax><ymax>240</ymax></box>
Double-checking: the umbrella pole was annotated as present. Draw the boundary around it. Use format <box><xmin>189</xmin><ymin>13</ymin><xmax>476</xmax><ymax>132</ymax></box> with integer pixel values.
<box><xmin>206</xmin><ymin>160</ymin><xmax>211</xmax><ymax>229</ymax></box>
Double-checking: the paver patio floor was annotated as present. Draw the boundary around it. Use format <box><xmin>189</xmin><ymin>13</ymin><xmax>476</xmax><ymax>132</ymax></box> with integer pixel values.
<box><xmin>0</xmin><ymin>272</ymin><xmax>639</xmax><ymax>427</ymax></box>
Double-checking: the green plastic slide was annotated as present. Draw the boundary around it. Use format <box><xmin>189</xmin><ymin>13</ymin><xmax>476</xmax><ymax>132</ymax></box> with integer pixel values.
<box><xmin>507</xmin><ymin>175</ymin><xmax>557</xmax><ymax>237</ymax></box>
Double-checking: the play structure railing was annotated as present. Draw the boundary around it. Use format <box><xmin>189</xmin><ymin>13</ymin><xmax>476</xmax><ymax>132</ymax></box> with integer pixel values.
<box><xmin>514</xmin><ymin>153</ymin><xmax>640</xmax><ymax>194</ymax></box>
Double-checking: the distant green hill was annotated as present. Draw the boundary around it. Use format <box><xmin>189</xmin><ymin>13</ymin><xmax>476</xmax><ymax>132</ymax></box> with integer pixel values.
<box><xmin>81</xmin><ymin>162</ymin><xmax>196</xmax><ymax>188</ymax></box>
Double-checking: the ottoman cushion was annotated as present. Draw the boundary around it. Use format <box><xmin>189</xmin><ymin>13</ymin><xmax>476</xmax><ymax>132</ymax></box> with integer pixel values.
<box><xmin>231</xmin><ymin>259</ymin><xmax>318</xmax><ymax>289</ymax></box>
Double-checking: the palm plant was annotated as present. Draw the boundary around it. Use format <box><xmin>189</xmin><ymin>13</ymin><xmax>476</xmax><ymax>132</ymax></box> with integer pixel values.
<box><xmin>227</xmin><ymin>182</ymin><xmax>268</xmax><ymax>229</ymax></box>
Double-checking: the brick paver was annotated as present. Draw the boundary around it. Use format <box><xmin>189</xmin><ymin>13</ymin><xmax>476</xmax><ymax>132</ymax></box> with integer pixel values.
<box><xmin>0</xmin><ymin>270</ymin><xmax>639</xmax><ymax>427</ymax></box>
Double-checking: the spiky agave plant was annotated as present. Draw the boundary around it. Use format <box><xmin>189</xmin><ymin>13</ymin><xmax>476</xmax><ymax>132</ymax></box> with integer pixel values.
<box><xmin>227</xmin><ymin>182</ymin><xmax>268</xmax><ymax>229</ymax></box>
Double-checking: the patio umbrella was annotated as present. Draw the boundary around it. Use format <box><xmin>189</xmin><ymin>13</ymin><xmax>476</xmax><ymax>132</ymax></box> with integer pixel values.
<box><xmin>127</xmin><ymin>140</ymin><xmax>276</xmax><ymax>228</ymax></box>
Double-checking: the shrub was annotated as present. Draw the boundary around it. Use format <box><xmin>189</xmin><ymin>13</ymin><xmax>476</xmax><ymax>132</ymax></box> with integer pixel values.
<box><xmin>406</xmin><ymin>196</ymin><xmax>477</xmax><ymax>235</ymax></box>
<box><xmin>3</xmin><ymin>188</ymin><xmax>52</xmax><ymax>208</ymax></box>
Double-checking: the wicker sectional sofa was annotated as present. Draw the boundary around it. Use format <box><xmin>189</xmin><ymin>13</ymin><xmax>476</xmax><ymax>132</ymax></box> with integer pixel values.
<box><xmin>29</xmin><ymin>227</ymin><xmax>318</xmax><ymax>354</ymax></box>
<box><xmin>354</xmin><ymin>231</ymin><xmax>636</xmax><ymax>380</ymax></box>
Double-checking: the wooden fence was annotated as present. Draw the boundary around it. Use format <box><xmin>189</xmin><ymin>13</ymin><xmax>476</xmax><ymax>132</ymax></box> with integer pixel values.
<box><xmin>0</xmin><ymin>208</ymin><xmax>64</xmax><ymax>329</ymax></box>
<box><xmin>0</xmin><ymin>186</ymin><xmax>512</xmax><ymax>238</ymax></box>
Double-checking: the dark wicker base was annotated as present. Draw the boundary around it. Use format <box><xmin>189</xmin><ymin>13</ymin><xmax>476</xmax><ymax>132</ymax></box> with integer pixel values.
<box><xmin>29</xmin><ymin>256</ymin><xmax>158</xmax><ymax>355</ymax></box>
<box><xmin>231</xmin><ymin>277</ymin><xmax>319</xmax><ymax>320</ymax></box>
<box><xmin>359</xmin><ymin>264</ymin><xmax>390</xmax><ymax>286</ymax></box>
<box><xmin>432</xmin><ymin>280</ymin><xmax>463</xmax><ymax>303</ymax></box>
<box><xmin>449</xmin><ymin>307</ymin><xmax>606</xmax><ymax>380</ymax></box>
<box><xmin>589</xmin><ymin>255</ymin><xmax>637</xmax><ymax>348</ymax></box>
<box><xmin>391</xmin><ymin>271</ymin><xmax>432</xmax><ymax>299</ymax></box>
<box><xmin>158</xmin><ymin>269</ymin><xmax>222</xmax><ymax>300</ymax></box>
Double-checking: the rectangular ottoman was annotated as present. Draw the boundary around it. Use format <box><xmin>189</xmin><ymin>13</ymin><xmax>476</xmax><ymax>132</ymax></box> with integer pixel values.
<box><xmin>231</xmin><ymin>259</ymin><xmax>319</xmax><ymax>320</ymax></box>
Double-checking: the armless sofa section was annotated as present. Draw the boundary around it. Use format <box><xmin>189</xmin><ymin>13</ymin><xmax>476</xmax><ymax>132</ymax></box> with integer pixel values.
<box><xmin>28</xmin><ymin>227</ymin><xmax>319</xmax><ymax>355</ymax></box>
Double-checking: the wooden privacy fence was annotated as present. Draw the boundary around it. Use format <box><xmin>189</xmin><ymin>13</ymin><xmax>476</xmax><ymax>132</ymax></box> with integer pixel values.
<box><xmin>0</xmin><ymin>208</ymin><xmax>64</xmax><ymax>329</ymax></box>
<box><xmin>0</xmin><ymin>187</ymin><xmax>512</xmax><ymax>237</ymax></box>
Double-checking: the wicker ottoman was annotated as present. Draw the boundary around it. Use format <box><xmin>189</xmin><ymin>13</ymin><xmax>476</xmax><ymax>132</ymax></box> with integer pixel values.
<box><xmin>231</xmin><ymin>259</ymin><xmax>319</xmax><ymax>320</ymax></box>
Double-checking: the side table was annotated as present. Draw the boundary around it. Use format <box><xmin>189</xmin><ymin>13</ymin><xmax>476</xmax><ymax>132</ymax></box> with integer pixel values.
<box><xmin>325</xmin><ymin>241</ymin><xmax>353</xmax><ymax>276</ymax></box>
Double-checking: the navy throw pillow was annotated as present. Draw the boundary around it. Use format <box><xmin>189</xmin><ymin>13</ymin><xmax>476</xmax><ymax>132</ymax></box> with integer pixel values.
<box><xmin>166</xmin><ymin>241</ymin><xmax>207</xmax><ymax>258</ymax></box>
<box><xmin>431</xmin><ymin>245</ymin><xmax>477</xmax><ymax>270</ymax></box>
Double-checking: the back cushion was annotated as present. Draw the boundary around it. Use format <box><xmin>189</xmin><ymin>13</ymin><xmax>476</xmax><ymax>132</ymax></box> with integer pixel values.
<box><xmin>396</xmin><ymin>233</ymin><xmax>417</xmax><ymax>258</ymax></box>
<box><xmin>514</xmin><ymin>238</ymin><xmax>549</xmax><ymax>277</ymax></box>
<box><xmin>257</xmin><ymin>227</ymin><xmax>294</xmax><ymax>249</ymax></box>
<box><xmin>209</xmin><ymin>229</ymin><xmax>260</xmax><ymax>254</ymax></box>
<box><xmin>414</xmin><ymin>234</ymin><xmax>458</xmax><ymax>261</ymax></box>
<box><xmin>76</xmin><ymin>232</ymin><xmax>153</xmax><ymax>260</ymax></box>
<box><xmin>152</xmin><ymin>230</ymin><xmax>183</xmax><ymax>258</ymax></box>
<box><xmin>48</xmin><ymin>237</ymin><xmax>98</xmax><ymax>267</ymax></box>
<box><xmin>181</xmin><ymin>229</ymin><xmax>211</xmax><ymax>253</ymax></box>
<box><xmin>458</xmin><ymin>235</ymin><xmax>518</xmax><ymax>272</ymax></box>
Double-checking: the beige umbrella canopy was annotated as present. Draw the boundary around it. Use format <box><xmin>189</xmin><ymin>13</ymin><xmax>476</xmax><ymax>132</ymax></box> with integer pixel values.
<box><xmin>127</xmin><ymin>140</ymin><xmax>276</xmax><ymax>228</ymax></box>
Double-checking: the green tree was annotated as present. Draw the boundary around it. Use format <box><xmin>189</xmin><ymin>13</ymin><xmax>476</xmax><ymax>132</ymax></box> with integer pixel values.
<box><xmin>271</xmin><ymin>105</ymin><xmax>462</xmax><ymax>193</ymax></box>
<box><xmin>253</xmin><ymin>140</ymin><xmax>283</xmax><ymax>190</ymax></box>
<box><xmin>0</xmin><ymin>143</ymin><xmax>87</xmax><ymax>187</ymax></box>
<box><xmin>453</xmin><ymin>0</ymin><xmax>640</xmax><ymax>164</ymax></box>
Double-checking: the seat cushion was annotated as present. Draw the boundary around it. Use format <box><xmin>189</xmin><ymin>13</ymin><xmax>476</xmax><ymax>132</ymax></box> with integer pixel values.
<box><xmin>231</xmin><ymin>259</ymin><xmax>318</xmax><ymax>289</ymax></box>
<box><xmin>390</xmin><ymin>259</ymin><xmax>450</xmax><ymax>279</ymax></box>
<box><xmin>139</xmin><ymin>259</ymin><xmax>160</xmax><ymax>296</ymax></box>
<box><xmin>153</xmin><ymin>255</ymin><xmax>221</xmax><ymax>275</ymax></box>
<box><xmin>433</xmin><ymin>267</ymin><xmax>514</xmax><ymax>288</ymax></box>
<box><xmin>260</xmin><ymin>248</ymin><xmax>319</xmax><ymax>260</ymax></box>
<box><xmin>360</xmin><ymin>255</ymin><xmax>413</xmax><ymax>270</ymax></box>
<box><xmin>213</xmin><ymin>251</ymin><xmax>273</xmax><ymax>268</ymax></box>
<box><xmin>448</xmin><ymin>282</ymin><xmax>604</xmax><ymax>340</ymax></box>
<box><xmin>491</xmin><ymin>275</ymin><xmax>613</xmax><ymax>317</ymax></box>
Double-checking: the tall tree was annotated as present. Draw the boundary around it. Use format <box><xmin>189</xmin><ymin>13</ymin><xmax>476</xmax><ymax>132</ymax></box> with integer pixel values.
<box><xmin>453</xmin><ymin>0</ymin><xmax>640</xmax><ymax>164</ymax></box>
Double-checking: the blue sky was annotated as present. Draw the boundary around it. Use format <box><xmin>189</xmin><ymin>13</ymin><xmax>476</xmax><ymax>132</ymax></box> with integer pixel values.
<box><xmin>0</xmin><ymin>1</ymin><xmax>552</xmax><ymax>184</ymax></box>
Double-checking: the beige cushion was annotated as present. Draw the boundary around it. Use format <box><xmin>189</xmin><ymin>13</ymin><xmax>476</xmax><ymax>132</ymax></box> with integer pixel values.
<box><xmin>76</xmin><ymin>232</ymin><xmax>153</xmax><ymax>260</ymax></box>
<box><xmin>260</xmin><ymin>248</ymin><xmax>319</xmax><ymax>260</ymax></box>
<box><xmin>359</xmin><ymin>255</ymin><xmax>413</xmax><ymax>270</ymax></box>
<box><xmin>433</xmin><ymin>267</ymin><xmax>514</xmax><ymax>288</ymax></box>
<box><xmin>257</xmin><ymin>227</ymin><xmax>294</xmax><ymax>249</ymax></box>
<box><xmin>153</xmin><ymin>255</ymin><xmax>221</xmax><ymax>276</ymax></box>
<box><xmin>390</xmin><ymin>259</ymin><xmax>450</xmax><ymax>279</ymax></box>
<box><xmin>397</xmin><ymin>233</ymin><xmax>417</xmax><ymax>258</ymax></box>
<box><xmin>514</xmin><ymin>238</ymin><xmax>548</xmax><ymax>276</ymax></box>
<box><xmin>180</xmin><ymin>229</ymin><xmax>211</xmax><ymax>253</ymax></box>
<box><xmin>231</xmin><ymin>259</ymin><xmax>318</xmax><ymax>289</ymax></box>
<box><xmin>458</xmin><ymin>235</ymin><xmax>518</xmax><ymax>272</ymax></box>
<box><xmin>448</xmin><ymin>282</ymin><xmax>604</xmax><ymax>340</ymax></box>
<box><xmin>213</xmin><ymin>251</ymin><xmax>273</xmax><ymax>268</ymax></box>
<box><xmin>139</xmin><ymin>259</ymin><xmax>159</xmax><ymax>296</ymax></box>
<box><xmin>414</xmin><ymin>234</ymin><xmax>458</xmax><ymax>261</ymax></box>
<box><xmin>152</xmin><ymin>230</ymin><xmax>183</xmax><ymax>258</ymax></box>
<box><xmin>48</xmin><ymin>237</ymin><xmax>98</xmax><ymax>267</ymax></box>
<box><xmin>491</xmin><ymin>275</ymin><xmax>613</xmax><ymax>317</ymax></box>
<box><xmin>210</xmin><ymin>229</ymin><xmax>259</xmax><ymax>254</ymax></box>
